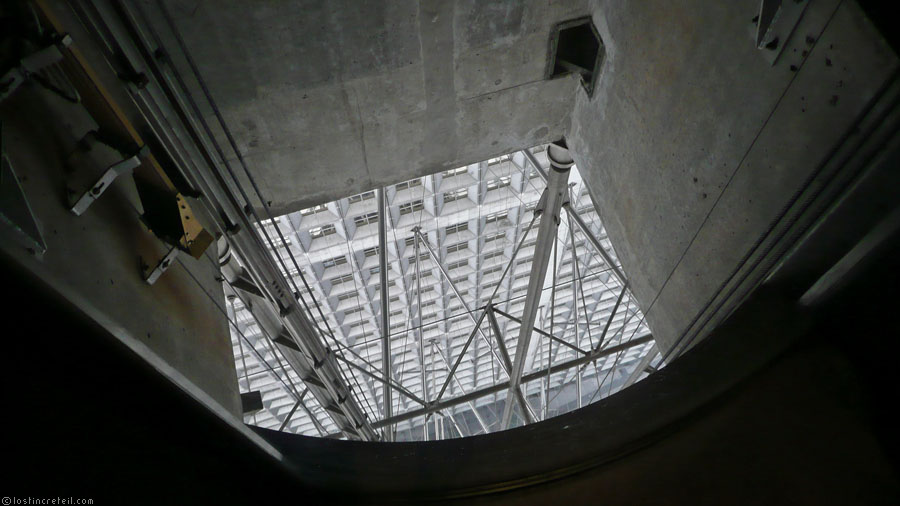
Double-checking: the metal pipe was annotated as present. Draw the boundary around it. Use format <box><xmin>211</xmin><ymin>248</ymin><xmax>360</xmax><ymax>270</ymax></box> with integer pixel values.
<box><xmin>377</xmin><ymin>188</ymin><xmax>392</xmax><ymax>441</ymax></box>
<box><xmin>545</xmin><ymin>239</ymin><xmax>559</xmax><ymax>420</ymax></box>
<box><xmin>568</xmin><ymin>221</ymin><xmax>582</xmax><ymax>408</ymax></box>
<box><xmin>411</xmin><ymin>227</ymin><xmax>429</xmax><ymax>441</ymax></box>
<box><xmin>501</xmin><ymin>140</ymin><xmax>572</xmax><ymax>429</ymax></box>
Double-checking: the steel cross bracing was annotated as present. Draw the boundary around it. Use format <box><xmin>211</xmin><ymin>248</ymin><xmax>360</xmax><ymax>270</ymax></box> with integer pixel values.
<box><xmin>229</xmin><ymin>147</ymin><xmax>655</xmax><ymax>439</ymax></box>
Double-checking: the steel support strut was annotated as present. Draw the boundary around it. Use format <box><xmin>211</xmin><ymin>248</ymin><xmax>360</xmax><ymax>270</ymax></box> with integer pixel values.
<box><xmin>377</xmin><ymin>188</ymin><xmax>392</xmax><ymax>441</ymax></box>
<box><xmin>501</xmin><ymin>140</ymin><xmax>572</xmax><ymax>430</ymax></box>
<box><xmin>411</xmin><ymin>226</ymin><xmax>429</xmax><ymax>441</ymax></box>
<box><xmin>522</xmin><ymin>148</ymin><xmax>626</xmax><ymax>286</ymax></box>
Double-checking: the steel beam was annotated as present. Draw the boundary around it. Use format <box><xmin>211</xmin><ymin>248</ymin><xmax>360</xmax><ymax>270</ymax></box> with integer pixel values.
<box><xmin>377</xmin><ymin>188</ymin><xmax>392</xmax><ymax>441</ymax></box>
<box><xmin>411</xmin><ymin>227</ymin><xmax>429</xmax><ymax>440</ymax></box>
<box><xmin>501</xmin><ymin>141</ymin><xmax>572</xmax><ymax>430</ymax></box>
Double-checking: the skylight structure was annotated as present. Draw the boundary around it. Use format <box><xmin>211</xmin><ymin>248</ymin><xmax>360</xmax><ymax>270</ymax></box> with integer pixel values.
<box><xmin>225</xmin><ymin>147</ymin><xmax>656</xmax><ymax>440</ymax></box>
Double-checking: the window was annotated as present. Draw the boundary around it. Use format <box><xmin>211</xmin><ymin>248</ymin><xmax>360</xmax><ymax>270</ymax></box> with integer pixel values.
<box><xmin>447</xmin><ymin>259</ymin><xmax>468</xmax><ymax>271</ymax></box>
<box><xmin>484</xmin><ymin>251</ymin><xmax>504</xmax><ymax>261</ymax></box>
<box><xmin>370</xmin><ymin>266</ymin><xmax>380</xmax><ymax>276</ymax></box>
<box><xmin>485</xmin><ymin>232</ymin><xmax>506</xmax><ymax>243</ymax></box>
<box><xmin>309</xmin><ymin>224</ymin><xmax>336</xmax><ymax>239</ymax></box>
<box><xmin>343</xmin><ymin>306</ymin><xmax>363</xmax><ymax>315</ymax></box>
<box><xmin>399</xmin><ymin>199</ymin><xmax>424</xmax><ymax>215</ymax></box>
<box><xmin>446</xmin><ymin>241</ymin><xmax>468</xmax><ymax>254</ymax></box>
<box><xmin>348</xmin><ymin>191</ymin><xmax>375</xmax><ymax>204</ymax></box>
<box><xmin>485</xmin><ymin>210</ymin><xmax>508</xmax><ymax>225</ymax></box>
<box><xmin>330</xmin><ymin>273</ymin><xmax>355</xmax><ymax>286</ymax></box>
<box><xmin>446</xmin><ymin>222</ymin><xmax>468</xmax><ymax>235</ymax></box>
<box><xmin>483</xmin><ymin>264</ymin><xmax>503</xmax><ymax>276</ymax></box>
<box><xmin>486</xmin><ymin>176</ymin><xmax>511</xmax><ymax>191</ymax></box>
<box><xmin>353</xmin><ymin>211</ymin><xmax>379</xmax><ymax>227</ymax></box>
<box><xmin>443</xmin><ymin>187</ymin><xmax>468</xmax><ymax>204</ymax></box>
<box><xmin>442</xmin><ymin>167</ymin><xmax>467</xmax><ymax>178</ymax></box>
<box><xmin>363</xmin><ymin>246</ymin><xmax>380</xmax><ymax>258</ymax></box>
<box><xmin>338</xmin><ymin>292</ymin><xmax>357</xmax><ymax>302</ymax></box>
<box><xmin>395</xmin><ymin>179</ymin><xmax>422</xmax><ymax>191</ymax></box>
<box><xmin>300</xmin><ymin>203</ymin><xmax>327</xmax><ymax>216</ymax></box>
<box><xmin>322</xmin><ymin>254</ymin><xmax>347</xmax><ymax>268</ymax></box>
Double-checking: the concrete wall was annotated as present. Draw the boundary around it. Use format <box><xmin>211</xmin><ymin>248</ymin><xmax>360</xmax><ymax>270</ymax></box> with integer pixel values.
<box><xmin>0</xmin><ymin>84</ymin><xmax>242</xmax><ymax>416</ymax></box>
<box><xmin>568</xmin><ymin>0</ymin><xmax>898</xmax><ymax>352</ymax></box>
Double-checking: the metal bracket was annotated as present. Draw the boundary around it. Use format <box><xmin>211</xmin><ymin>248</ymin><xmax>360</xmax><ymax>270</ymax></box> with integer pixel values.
<box><xmin>0</xmin><ymin>35</ymin><xmax>73</xmax><ymax>103</ymax></box>
<box><xmin>143</xmin><ymin>245</ymin><xmax>178</xmax><ymax>285</ymax></box>
<box><xmin>70</xmin><ymin>145</ymin><xmax>148</xmax><ymax>216</ymax></box>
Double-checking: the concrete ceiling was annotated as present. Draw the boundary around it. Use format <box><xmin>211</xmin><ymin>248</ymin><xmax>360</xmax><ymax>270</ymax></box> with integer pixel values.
<box><xmin>156</xmin><ymin>0</ymin><xmax>591</xmax><ymax>215</ymax></box>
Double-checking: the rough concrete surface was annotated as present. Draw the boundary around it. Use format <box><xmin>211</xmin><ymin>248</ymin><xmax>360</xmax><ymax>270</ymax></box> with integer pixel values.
<box><xmin>156</xmin><ymin>0</ymin><xmax>589</xmax><ymax>214</ymax></box>
<box><xmin>569</xmin><ymin>0</ymin><xmax>898</xmax><ymax>351</ymax></box>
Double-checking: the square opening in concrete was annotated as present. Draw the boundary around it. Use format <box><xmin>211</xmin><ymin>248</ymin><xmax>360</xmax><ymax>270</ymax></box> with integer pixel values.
<box><xmin>548</xmin><ymin>18</ymin><xmax>604</xmax><ymax>97</ymax></box>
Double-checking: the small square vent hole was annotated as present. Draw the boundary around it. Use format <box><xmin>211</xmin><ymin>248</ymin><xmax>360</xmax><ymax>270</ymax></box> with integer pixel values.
<box><xmin>548</xmin><ymin>18</ymin><xmax>604</xmax><ymax>97</ymax></box>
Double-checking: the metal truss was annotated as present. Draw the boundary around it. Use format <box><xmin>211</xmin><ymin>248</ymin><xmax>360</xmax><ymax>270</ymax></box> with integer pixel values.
<box><xmin>228</xmin><ymin>146</ymin><xmax>655</xmax><ymax>439</ymax></box>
